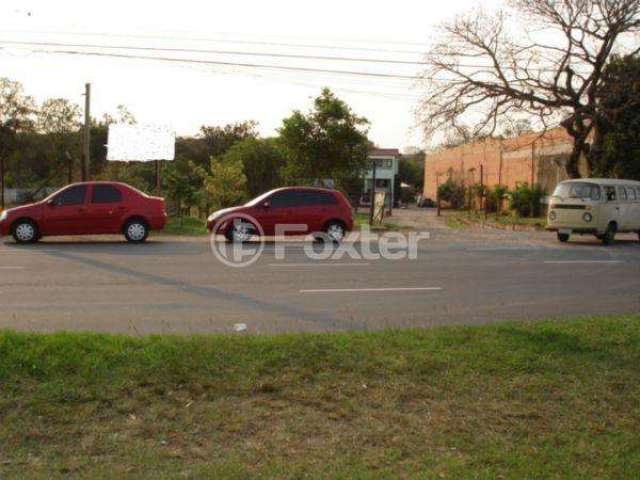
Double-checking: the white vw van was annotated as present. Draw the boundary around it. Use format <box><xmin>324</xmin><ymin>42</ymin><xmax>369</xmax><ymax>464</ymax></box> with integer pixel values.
<box><xmin>547</xmin><ymin>179</ymin><xmax>640</xmax><ymax>245</ymax></box>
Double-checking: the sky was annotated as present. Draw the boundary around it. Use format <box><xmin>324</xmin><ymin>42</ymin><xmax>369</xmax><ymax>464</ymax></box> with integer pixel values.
<box><xmin>0</xmin><ymin>0</ymin><xmax>496</xmax><ymax>150</ymax></box>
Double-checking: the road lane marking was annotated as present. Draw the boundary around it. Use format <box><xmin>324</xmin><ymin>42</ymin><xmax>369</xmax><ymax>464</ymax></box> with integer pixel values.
<box><xmin>270</xmin><ymin>263</ymin><xmax>370</xmax><ymax>267</ymax></box>
<box><xmin>300</xmin><ymin>287</ymin><xmax>442</xmax><ymax>294</ymax></box>
<box><xmin>544</xmin><ymin>260</ymin><xmax>623</xmax><ymax>264</ymax></box>
<box><xmin>0</xmin><ymin>266</ymin><xmax>24</xmax><ymax>269</ymax></box>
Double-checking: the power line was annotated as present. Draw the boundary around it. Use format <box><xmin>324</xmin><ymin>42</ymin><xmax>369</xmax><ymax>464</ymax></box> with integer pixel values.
<box><xmin>4</xmin><ymin>29</ymin><xmax>428</xmax><ymax>55</ymax></box>
<box><xmin>0</xmin><ymin>38</ymin><xmax>580</xmax><ymax>73</ymax></box>
<box><xmin>0</xmin><ymin>39</ymin><xmax>429</xmax><ymax>66</ymax></box>
<box><xmin>7</xmin><ymin>47</ymin><xmax>423</xmax><ymax>80</ymax></box>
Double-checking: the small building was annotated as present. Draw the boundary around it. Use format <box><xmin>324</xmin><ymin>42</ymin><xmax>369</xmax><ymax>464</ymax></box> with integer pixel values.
<box><xmin>362</xmin><ymin>148</ymin><xmax>400</xmax><ymax>208</ymax></box>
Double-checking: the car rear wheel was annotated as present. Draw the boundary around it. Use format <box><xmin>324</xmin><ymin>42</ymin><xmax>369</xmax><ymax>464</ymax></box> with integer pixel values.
<box><xmin>12</xmin><ymin>219</ymin><xmax>39</xmax><ymax>244</ymax></box>
<box><xmin>557</xmin><ymin>232</ymin><xmax>570</xmax><ymax>243</ymax></box>
<box><xmin>124</xmin><ymin>219</ymin><xmax>149</xmax><ymax>243</ymax></box>
<box><xmin>602</xmin><ymin>223</ymin><xmax>617</xmax><ymax>246</ymax></box>
<box><xmin>324</xmin><ymin>221</ymin><xmax>346</xmax><ymax>244</ymax></box>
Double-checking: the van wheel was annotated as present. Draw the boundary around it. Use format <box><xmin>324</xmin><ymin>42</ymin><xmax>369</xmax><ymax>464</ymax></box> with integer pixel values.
<box><xmin>602</xmin><ymin>223</ymin><xmax>617</xmax><ymax>246</ymax></box>
<box><xmin>12</xmin><ymin>219</ymin><xmax>39</xmax><ymax>244</ymax></box>
<box><xmin>124</xmin><ymin>219</ymin><xmax>149</xmax><ymax>243</ymax></box>
<box><xmin>557</xmin><ymin>232</ymin><xmax>570</xmax><ymax>243</ymax></box>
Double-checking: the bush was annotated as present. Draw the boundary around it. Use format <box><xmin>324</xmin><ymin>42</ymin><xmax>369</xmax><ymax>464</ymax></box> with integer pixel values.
<box><xmin>509</xmin><ymin>183</ymin><xmax>544</xmax><ymax>217</ymax></box>
<box><xmin>437</xmin><ymin>179</ymin><xmax>466</xmax><ymax>209</ymax></box>
<box><xmin>486</xmin><ymin>185</ymin><xmax>509</xmax><ymax>213</ymax></box>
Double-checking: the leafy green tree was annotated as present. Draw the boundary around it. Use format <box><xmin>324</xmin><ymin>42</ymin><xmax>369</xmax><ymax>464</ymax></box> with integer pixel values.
<box><xmin>204</xmin><ymin>157</ymin><xmax>247</xmax><ymax>210</ymax></box>
<box><xmin>590</xmin><ymin>55</ymin><xmax>640</xmax><ymax>179</ymax></box>
<box><xmin>37</xmin><ymin>98</ymin><xmax>82</xmax><ymax>183</ymax></box>
<box><xmin>199</xmin><ymin>121</ymin><xmax>258</xmax><ymax>162</ymax></box>
<box><xmin>279</xmin><ymin>88</ymin><xmax>370</xmax><ymax>185</ymax></box>
<box><xmin>0</xmin><ymin>78</ymin><xmax>35</xmax><ymax>206</ymax></box>
<box><xmin>221</xmin><ymin>137</ymin><xmax>285</xmax><ymax>197</ymax></box>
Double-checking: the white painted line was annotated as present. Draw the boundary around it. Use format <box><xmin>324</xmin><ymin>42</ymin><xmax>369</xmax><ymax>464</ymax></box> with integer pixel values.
<box><xmin>270</xmin><ymin>263</ymin><xmax>370</xmax><ymax>267</ymax></box>
<box><xmin>0</xmin><ymin>266</ymin><xmax>24</xmax><ymax>270</ymax></box>
<box><xmin>300</xmin><ymin>287</ymin><xmax>442</xmax><ymax>294</ymax></box>
<box><xmin>544</xmin><ymin>260</ymin><xmax>622</xmax><ymax>264</ymax></box>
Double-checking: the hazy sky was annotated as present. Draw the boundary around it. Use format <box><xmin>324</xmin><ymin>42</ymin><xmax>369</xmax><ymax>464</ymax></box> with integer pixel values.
<box><xmin>1</xmin><ymin>0</ymin><xmax>496</xmax><ymax>150</ymax></box>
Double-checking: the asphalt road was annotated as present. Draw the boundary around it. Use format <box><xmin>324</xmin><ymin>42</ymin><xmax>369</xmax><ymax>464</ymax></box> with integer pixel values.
<box><xmin>0</xmin><ymin>228</ymin><xmax>639</xmax><ymax>335</ymax></box>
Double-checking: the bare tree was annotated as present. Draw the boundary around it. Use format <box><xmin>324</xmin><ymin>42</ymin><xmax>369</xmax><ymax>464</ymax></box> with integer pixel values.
<box><xmin>419</xmin><ymin>0</ymin><xmax>640</xmax><ymax>177</ymax></box>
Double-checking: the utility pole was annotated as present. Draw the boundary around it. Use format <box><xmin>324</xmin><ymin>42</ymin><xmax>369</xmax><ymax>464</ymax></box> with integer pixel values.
<box><xmin>0</xmin><ymin>155</ymin><xmax>4</xmax><ymax>211</ymax></box>
<box><xmin>369</xmin><ymin>159</ymin><xmax>377</xmax><ymax>225</ymax></box>
<box><xmin>81</xmin><ymin>83</ymin><xmax>91</xmax><ymax>182</ymax></box>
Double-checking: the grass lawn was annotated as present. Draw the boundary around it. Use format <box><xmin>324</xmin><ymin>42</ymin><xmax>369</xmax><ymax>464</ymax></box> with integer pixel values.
<box><xmin>354</xmin><ymin>211</ymin><xmax>401</xmax><ymax>231</ymax></box>
<box><xmin>161</xmin><ymin>216</ymin><xmax>209</xmax><ymax>236</ymax></box>
<box><xmin>1</xmin><ymin>315</ymin><xmax>639</xmax><ymax>478</ymax></box>
<box><xmin>446</xmin><ymin>210</ymin><xmax>546</xmax><ymax>231</ymax></box>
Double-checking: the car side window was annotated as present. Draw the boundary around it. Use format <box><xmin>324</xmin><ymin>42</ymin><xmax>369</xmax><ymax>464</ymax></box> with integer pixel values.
<box><xmin>626</xmin><ymin>187</ymin><xmax>637</xmax><ymax>201</ymax></box>
<box><xmin>604</xmin><ymin>186</ymin><xmax>616</xmax><ymax>202</ymax></box>
<box><xmin>54</xmin><ymin>185</ymin><xmax>88</xmax><ymax>206</ymax></box>
<box><xmin>617</xmin><ymin>187</ymin><xmax>628</xmax><ymax>201</ymax></box>
<box><xmin>92</xmin><ymin>185</ymin><xmax>123</xmax><ymax>204</ymax></box>
<box><xmin>304</xmin><ymin>191</ymin><xmax>338</xmax><ymax>206</ymax></box>
<box><xmin>270</xmin><ymin>191</ymin><xmax>302</xmax><ymax>208</ymax></box>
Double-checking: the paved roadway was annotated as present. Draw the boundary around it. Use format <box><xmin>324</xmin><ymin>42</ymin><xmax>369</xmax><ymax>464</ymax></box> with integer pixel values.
<box><xmin>0</xmin><ymin>224</ymin><xmax>638</xmax><ymax>335</ymax></box>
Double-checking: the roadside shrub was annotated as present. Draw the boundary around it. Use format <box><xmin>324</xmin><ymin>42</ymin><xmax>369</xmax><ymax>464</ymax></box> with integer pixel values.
<box><xmin>486</xmin><ymin>185</ymin><xmax>509</xmax><ymax>214</ymax></box>
<box><xmin>509</xmin><ymin>183</ymin><xmax>544</xmax><ymax>217</ymax></box>
<box><xmin>468</xmin><ymin>183</ymin><xmax>488</xmax><ymax>210</ymax></box>
<box><xmin>437</xmin><ymin>179</ymin><xmax>466</xmax><ymax>209</ymax></box>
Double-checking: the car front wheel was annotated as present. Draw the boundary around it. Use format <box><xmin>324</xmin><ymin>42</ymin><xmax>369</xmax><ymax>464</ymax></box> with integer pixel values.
<box><xmin>224</xmin><ymin>220</ymin><xmax>254</xmax><ymax>243</ymax></box>
<box><xmin>124</xmin><ymin>219</ymin><xmax>149</xmax><ymax>243</ymax></box>
<box><xmin>12</xmin><ymin>219</ymin><xmax>39</xmax><ymax>244</ymax></box>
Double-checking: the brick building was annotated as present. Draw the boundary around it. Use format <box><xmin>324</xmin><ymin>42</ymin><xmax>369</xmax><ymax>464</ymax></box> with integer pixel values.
<box><xmin>423</xmin><ymin>128</ymin><xmax>588</xmax><ymax>201</ymax></box>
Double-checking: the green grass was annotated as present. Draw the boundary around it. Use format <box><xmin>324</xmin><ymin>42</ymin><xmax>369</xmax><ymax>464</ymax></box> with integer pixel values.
<box><xmin>161</xmin><ymin>216</ymin><xmax>208</xmax><ymax>236</ymax></box>
<box><xmin>446</xmin><ymin>210</ymin><xmax>546</xmax><ymax>230</ymax></box>
<box><xmin>354</xmin><ymin>211</ymin><xmax>401</xmax><ymax>231</ymax></box>
<box><xmin>1</xmin><ymin>315</ymin><xmax>639</xmax><ymax>478</ymax></box>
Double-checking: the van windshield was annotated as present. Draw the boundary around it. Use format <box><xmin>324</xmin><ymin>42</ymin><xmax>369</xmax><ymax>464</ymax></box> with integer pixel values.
<box><xmin>553</xmin><ymin>182</ymin><xmax>601</xmax><ymax>201</ymax></box>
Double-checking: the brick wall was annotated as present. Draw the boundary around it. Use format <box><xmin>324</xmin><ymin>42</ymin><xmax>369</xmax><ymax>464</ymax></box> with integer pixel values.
<box><xmin>423</xmin><ymin>128</ymin><xmax>586</xmax><ymax>200</ymax></box>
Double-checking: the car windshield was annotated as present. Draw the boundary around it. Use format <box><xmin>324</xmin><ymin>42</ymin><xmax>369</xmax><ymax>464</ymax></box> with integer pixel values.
<box><xmin>244</xmin><ymin>189</ymin><xmax>279</xmax><ymax>207</ymax></box>
<box><xmin>552</xmin><ymin>182</ymin><xmax>601</xmax><ymax>201</ymax></box>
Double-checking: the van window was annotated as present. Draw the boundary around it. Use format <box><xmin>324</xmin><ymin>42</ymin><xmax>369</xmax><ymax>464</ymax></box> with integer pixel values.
<box><xmin>604</xmin><ymin>186</ymin><xmax>616</xmax><ymax>202</ymax></box>
<box><xmin>618</xmin><ymin>187</ymin><xmax>628</xmax><ymax>201</ymax></box>
<box><xmin>553</xmin><ymin>182</ymin><xmax>601</xmax><ymax>200</ymax></box>
<box><xmin>626</xmin><ymin>187</ymin><xmax>637</xmax><ymax>201</ymax></box>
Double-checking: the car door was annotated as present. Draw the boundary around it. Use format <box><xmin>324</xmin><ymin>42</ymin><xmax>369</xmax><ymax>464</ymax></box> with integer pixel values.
<box><xmin>40</xmin><ymin>185</ymin><xmax>90</xmax><ymax>236</ymax></box>
<box><xmin>264</xmin><ymin>190</ymin><xmax>306</xmax><ymax>235</ymax></box>
<box><xmin>85</xmin><ymin>184</ymin><xmax>127</xmax><ymax>234</ymax></box>
<box><xmin>300</xmin><ymin>191</ymin><xmax>331</xmax><ymax>232</ymax></box>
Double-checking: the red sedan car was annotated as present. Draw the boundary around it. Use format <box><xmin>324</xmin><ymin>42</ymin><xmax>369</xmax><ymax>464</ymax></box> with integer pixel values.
<box><xmin>207</xmin><ymin>187</ymin><xmax>354</xmax><ymax>242</ymax></box>
<box><xmin>0</xmin><ymin>182</ymin><xmax>167</xmax><ymax>244</ymax></box>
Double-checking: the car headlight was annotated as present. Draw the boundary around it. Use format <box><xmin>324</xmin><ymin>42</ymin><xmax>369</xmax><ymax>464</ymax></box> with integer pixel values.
<box><xmin>0</xmin><ymin>210</ymin><xmax>7</xmax><ymax>222</ymax></box>
<box><xmin>583</xmin><ymin>212</ymin><xmax>593</xmax><ymax>223</ymax></box>
<box><xmin>549</xmin><ymin>210</ymin><xmax>557</xmax><ymax>221</ymax></box>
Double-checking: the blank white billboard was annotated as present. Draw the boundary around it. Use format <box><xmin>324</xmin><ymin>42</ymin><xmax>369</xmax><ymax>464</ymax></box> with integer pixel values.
<box><xmin>107</xmin><ymin>124</ymin><xmax>176</xmax><ymax>162</ymax></box>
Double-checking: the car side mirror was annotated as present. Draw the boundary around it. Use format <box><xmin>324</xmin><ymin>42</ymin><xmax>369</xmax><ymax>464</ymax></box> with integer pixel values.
<box><xmin>47</xmin><ymin>198</ymin><xmax>57</xmax><ymax>207</ymax></box>
<box><xmin>262</xmin><ymin>201</ymin><xmax>271</xmax><ymax>209</ymax></box>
